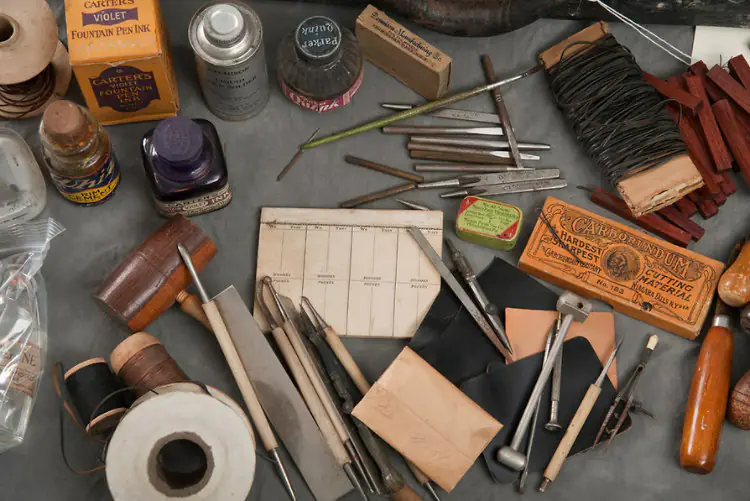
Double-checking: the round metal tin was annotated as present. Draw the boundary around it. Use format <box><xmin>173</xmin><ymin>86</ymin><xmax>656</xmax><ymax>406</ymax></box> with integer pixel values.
<box><xmin>189</xmin><ymin>2</ymin><xmax>269</xmax><ymax>121</ymax></box>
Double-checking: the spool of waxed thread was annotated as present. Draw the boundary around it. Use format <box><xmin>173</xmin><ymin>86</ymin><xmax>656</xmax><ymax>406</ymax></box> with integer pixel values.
<box><xmin>110</xmin><ymin>333</ymin><xmax>187</xmax><ymax>397</ymax></box>
<box><xmin>64</xmin><ymin>358</ymin><xmax>129</xmax><ymax>436</ymax></box>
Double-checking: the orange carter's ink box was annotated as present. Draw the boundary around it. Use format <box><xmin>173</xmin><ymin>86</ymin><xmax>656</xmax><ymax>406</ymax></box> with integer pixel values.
<box><xmin>64</xmin><ymin>0</ymin><xmax>179</xmax><ymax>124</ymax></box>
<box><xmin>519</xmin><ymin>197</ymin><xmax>724</xmax><ymax>340</ymax></box>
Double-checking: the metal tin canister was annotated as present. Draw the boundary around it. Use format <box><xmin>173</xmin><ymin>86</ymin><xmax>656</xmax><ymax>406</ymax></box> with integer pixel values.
<box><xmin>189</xmin><ymin>2</ymin><xmax>269</xmax><ymax>121</ymax></box>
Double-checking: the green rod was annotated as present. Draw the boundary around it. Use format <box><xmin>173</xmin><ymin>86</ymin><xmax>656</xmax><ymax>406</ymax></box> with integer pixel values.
<box><xmin>303</xmin><ymin>65</ymin><xmax>543</xmax><ymax>149</ymax></box>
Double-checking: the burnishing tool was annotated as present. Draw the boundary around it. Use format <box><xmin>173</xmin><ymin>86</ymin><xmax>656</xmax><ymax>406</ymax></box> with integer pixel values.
<box><xmin>261</xmin><ymin>278</ymin><xmax>368</xmax><ymax>501</ymax></box>
<box><xmin>301</xmin><ymin>298</ymin><xmax>442</xmax><ymax>501</ymax></box>
<box><xmin>407</xmin><ymin>226</ymin><xmax>514</xmax><ymax>361</ymax></box>
<box><xmin>594</xmin><ymin>335</ymin><xmax>659</xmax><ymax>451</ymax></box>
<box><xmin>496</xmin><ymin>292</ymin><xmax>592</xmax><ymax>471</ymax></box>
<box><xmin>416</xmin><ymin>169</ymin><xmax>558</xmax><ymax>190</ymax></box>
<box><xmin>177</xmin><ymin>245</ymin><xmax>297</xmax><ymax>501</ymax></box>
<box><xmin>538</xmin><ymin>341</ymin><xmax>622</xmax><ymax>492</ymax></box>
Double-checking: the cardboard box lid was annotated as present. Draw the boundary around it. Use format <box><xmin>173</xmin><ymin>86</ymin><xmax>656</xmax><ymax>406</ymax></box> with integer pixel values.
<box><xmin>65</xmin><ymin>0</ymin><xmax>163</xmax><ymax>64</ymax></box>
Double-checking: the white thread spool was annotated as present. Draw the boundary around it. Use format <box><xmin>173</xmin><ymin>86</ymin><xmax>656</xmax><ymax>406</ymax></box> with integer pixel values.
<box><xmin>106</xmin><ymin>384</ymin><xmax>256</xmax><ymax>500</ymax></box>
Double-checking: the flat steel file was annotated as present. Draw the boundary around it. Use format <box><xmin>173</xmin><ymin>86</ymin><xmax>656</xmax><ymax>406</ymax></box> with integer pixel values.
<box><xmin>213</xmin><ymin>286</ymin><xmax>353</xmax><ymax>501</ymax></box>
<box><xmin>384</xmin><ymin>125</ymin><xmax>504</xmax><ymax>136</ymax></box>
<box><xmin>445</xmin><ymin>238</ymin><xmax>513</xmax><ymax>355</ymax></box>
<box><xmin>407</xmin><ymin>144</ymin><xmax>540</xmax><ymax>161</ymax></box>
<box><xmin>409</xmin><ymin>136</ymin><xmax>550</xmax><ymax>151</ymax></box>
<box><xmin>406</xmin><ymin>227</ymin><xmax>513</xmax><ymax>361</ymax></box>
<box><xmin>418</xmin><ymin>168</ymin><xmax>560</xmax><ymax>190</ymax></box>
<box><xmin>381</xmin><ymin>103</ymin><xmax>503</xmax><ymax>124</ymax></box>
<box><xmin>441</xmin><ymin>178</ymin><xmax>568</xmax><ymax>198</ymax></box>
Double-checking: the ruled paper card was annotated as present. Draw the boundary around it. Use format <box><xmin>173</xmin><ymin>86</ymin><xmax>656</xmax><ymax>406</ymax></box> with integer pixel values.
<box><xmin>254</xmin><ymin>207</ymin><xmax>443</xmax><ymax>338</ymax></box>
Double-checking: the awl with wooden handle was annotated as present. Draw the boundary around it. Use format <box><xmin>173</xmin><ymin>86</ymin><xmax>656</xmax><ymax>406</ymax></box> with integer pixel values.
<box><xmin>539</xmin><ymin>341</ymin><xmax>621</xmax><ymax>492</ymax></box>
<box><xmin>177</xmin><ymin>244</ymin><xmax>298</xmax><ymax>501</ymax></box>
<box><xmin>680</xmin><ymin>294</ymin><xmax>734</xmax><ymax>474</ymax></box>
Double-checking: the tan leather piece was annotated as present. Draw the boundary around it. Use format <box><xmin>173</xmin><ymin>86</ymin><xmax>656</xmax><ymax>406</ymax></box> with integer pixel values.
<box><xmin>505</xmin><ymin>308</ymin><xmax>618</xmax><ymax>389</ymax></box>
<box><xmin>352</xmin><ymin>347</ymin><xmax>502</xmax><ymax>492</ymax></box>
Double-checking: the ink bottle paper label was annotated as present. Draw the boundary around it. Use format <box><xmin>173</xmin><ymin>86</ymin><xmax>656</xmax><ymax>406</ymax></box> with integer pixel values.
<box><xmin>48</xmin><ymin>151</ymin><xmax>120</xmax><ymax>205</ymax></box>
<box><xmin>153</xmin><ymin>183</ymin><xmax>232</xmax><ymax>217</ymax></box>
<box><xmin>281</xmin><ymin>69</ymin><xmax>363</xmax><ymax>113</ymax></box>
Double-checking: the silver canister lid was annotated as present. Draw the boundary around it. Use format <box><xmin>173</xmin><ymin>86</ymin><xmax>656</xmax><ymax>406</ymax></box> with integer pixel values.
<box><xmin>189</xmin><ymin>2</ymin><xmax>263</xmax><ymax>66</ymax></box>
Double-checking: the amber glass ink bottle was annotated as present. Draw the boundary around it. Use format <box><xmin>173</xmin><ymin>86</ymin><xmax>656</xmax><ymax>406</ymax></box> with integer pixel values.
<box><xmin>140</xmin><ymin>116</ymin><xmax>232</xmax><ymax>217</ymax></box>
<box><xmin>39</xmin><ymin>100</ymin><xmax>120</xmax><ymax>205</ymax></box>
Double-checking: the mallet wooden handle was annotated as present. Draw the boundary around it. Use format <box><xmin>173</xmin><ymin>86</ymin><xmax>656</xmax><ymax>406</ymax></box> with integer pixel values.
<box><xmin>202</xmin><ymin>301</ymin><xmax>277</xmax><ymax>451</ymax></box>
<box><xmin>543</xmin><ymin>384</ymin><xmax>601</xmax><ymax>484</ymax></box>
<box><xmin>175</xmin><ymin>290</ymin><xmax>212</xmax><ymax>330</ymax></box>
<box><xmin>270</xmin><ymin>325</ymin><xmax>349</xmax><ymax>464</ymax></box>
<box><xmin>680</xmin><ymin>324</ymin><xmax>733</xmax><ymax>474</ymax></box>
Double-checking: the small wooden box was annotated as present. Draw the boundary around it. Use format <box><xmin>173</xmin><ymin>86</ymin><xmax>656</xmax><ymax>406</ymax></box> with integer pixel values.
<box><xmin>356</xmin><ymin>5</ymin><xmax>451</xmax><ymax>100</ymax></box>
<box><xmin>519</xmin><ymin>197</ymin><xmax>724</xmax><ymax>340</ymax></box>
<box><xmin>64</xmin><ymin>0</ymin><xmax>179</xmax><ymax>124</ymax></box>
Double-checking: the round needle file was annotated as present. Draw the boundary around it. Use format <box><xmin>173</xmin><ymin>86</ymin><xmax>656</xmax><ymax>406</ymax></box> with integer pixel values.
<box><xmin>538</xmin><ymin>340</ymin><xmax>622</xmax><ymax>492</ymax></box>
<box><xmin>177</xmin><ymin>244</ymin><xmax>297</xmax><ymax>501</ymax></box>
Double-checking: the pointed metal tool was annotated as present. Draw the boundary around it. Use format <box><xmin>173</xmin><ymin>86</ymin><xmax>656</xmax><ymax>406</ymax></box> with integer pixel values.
<box><xmin>418</xmin><ymin>169</ymin><xmax>559</xmax><ymax>190</ymax></box>
<box><xmin>177</xmin><ymin>244</ymin><xmax>298</xmax><ymax>501</ymax></box>
<box><xmin>441</xmin><ymin>178</ymin><xmax>567</xmax><ymax>198</ymax></box>
<box><xmin>395</xmin><ymin>198</ymin><xmax>431</xmax><ymax>211</ymax></box>
<box><xmin>539</xmin><ymin>340</ymin><xmax>623</xmax><ymax>493</ymax></box>
<box><xmin>381</xmin><ymin>103</ymin><xmax>503</xmax><ymax>124</ymax></box>
<box><xmin>594</xmin><ymin>335</ymin><xmax>659</xmax><ymax>451</ymax></box>
<box><xmin>407</xmin><ymin>227</ymin><xmax>513</xmax><ymax>362</ymax></box>
<box><xmin>445</xmin><ymin>238</ymin><xmax>513</xmax><ymax>355</ymax></box>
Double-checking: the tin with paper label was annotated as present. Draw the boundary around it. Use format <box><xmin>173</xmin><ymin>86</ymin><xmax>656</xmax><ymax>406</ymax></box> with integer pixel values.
<box><xmin>189</xmin><ymin>1</ymin><xmax>270</xmax><ymax>121</ymax></box>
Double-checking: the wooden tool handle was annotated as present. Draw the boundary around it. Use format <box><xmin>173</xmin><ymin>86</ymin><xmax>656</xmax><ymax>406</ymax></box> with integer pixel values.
<box><xmin>322</xmin><ymin>326</ymin><xmax>433</xmax><ymax>487</ymax></box>
<box><xmin>681</xmin><ymin>325</ymin><xmax>734</xmax><ymax>474</ymax></box>
<box><xmin>283</xmin><ymin>320</ymin><xmax>351</xmax><ymax>444</ymax></box>
<box><xmin>323</xmin><ymin>326</ymin><xmax>371</xmax><ymax>395</ymax></box>
<box><xmin>202</xmin><ymin>301</ymin><xmax>277</xmax><ymax>451</ymax></box>
<box><xmin>718</xmin><ymin>240</ymin><xmax>750</xmax><ymax>307</ymax></box>
<box><xmin>392</xmin><ymin>485</ymin><xmax>426</xmax><ymax>501</ymax></box>
<box><xmin>543</xmin><ymin>384</ymin><xmax>601</xmax><ymax>483</ymax></box>
<box><xmin>176</xmin><ymin>290</ymin><xmax>212</xmax><ymax>330</ymax></box>
<box><xmin>270</xmin><ymin>326</ymin><xmax>350</xmax><ymax>465</ymax></box>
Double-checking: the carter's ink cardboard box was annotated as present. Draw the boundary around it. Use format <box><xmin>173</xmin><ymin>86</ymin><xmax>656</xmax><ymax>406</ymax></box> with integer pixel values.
<box><xmin>64</xmin><ymin>0</ymin><xmax>179</xmax><ymax>124</ymax></box>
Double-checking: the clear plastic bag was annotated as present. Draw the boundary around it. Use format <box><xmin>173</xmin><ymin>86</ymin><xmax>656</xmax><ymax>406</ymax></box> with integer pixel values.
<box><xmin>0</xmin><ymin>218</ymin><xmax>64</xmax><ymax>452</ymax></box>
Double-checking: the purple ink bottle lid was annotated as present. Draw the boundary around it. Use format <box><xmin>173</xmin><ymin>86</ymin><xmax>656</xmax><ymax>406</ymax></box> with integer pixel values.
<box><xmin>152</xmin><ymin>116</ymin><xmax>209</xmax><ymax>182</ymax></box>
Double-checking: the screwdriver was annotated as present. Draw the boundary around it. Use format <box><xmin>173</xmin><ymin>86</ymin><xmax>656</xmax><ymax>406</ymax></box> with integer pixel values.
<box><xmin>539</xmin><ymin>340</ymin><xmax>622</xmax><ymax>492</ymax></box>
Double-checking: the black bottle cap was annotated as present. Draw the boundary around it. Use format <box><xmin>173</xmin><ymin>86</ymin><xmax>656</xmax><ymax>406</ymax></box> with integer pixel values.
<box><xmin>294</xmin><ymin>16</ymin><xmax>342</xmax><ymax>65</ymax></box>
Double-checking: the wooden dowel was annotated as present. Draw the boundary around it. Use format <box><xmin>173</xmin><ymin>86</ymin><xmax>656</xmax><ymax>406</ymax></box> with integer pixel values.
<box><xmin>176</xmin><ymin>290</ymin><xmax>212</xmax><ymax>331</ymax></box>
<box><xmin>685</xmin><ymin>74</ymin><xmax>734</xmax><ymax>172</ymax></box>
<box><xmin>339</xmin><ymin>183</ymin><xmax>417</xmax><ymax>208</ymax></box>
<box><xmin>657</xmin><ymin>206</ymin><xmax>705</xmax><ymax>241</ymax></box>
<box><xmin>344</xmin><ymin>155</ymin><xmax>424</xmax><ymax>183</ymax></box>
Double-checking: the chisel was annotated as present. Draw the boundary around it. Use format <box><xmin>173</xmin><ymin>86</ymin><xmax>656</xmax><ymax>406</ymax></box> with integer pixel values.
<box><xmin>381</xmin><ymin>103</ymin><xmax>503</xmax><ymax>124</ymax></box>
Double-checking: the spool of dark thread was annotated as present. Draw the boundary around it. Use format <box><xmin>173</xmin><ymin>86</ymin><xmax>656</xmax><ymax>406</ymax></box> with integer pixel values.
<box><xmin>64</xmin><ymin>358</ymin><xmax>129</xmax><ymax>436</ymax></box>
<box><xmin>110</xmin><ymin>332</ymin><xmax>188</xmax><ymax>397</ymax></box>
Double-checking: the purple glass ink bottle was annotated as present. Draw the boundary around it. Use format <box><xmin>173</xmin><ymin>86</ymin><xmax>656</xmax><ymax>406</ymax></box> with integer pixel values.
<box><xmin>141</xmin><ymin>116</ymin><xmax>232</xmax><ymax>217</ymax></box>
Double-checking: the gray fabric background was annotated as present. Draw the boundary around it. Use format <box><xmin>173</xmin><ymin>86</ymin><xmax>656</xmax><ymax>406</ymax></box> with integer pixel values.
<box><xmin>2</xmin><ymin>1</ymin><xmax>749</xmax><ymax>500</ymax></box>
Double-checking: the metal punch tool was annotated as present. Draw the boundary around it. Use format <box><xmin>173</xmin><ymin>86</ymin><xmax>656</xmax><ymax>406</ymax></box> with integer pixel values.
<box><xmin>381</xmin><ymin>103</ymin><xmax>503</xmax><ymax>124</ymax></box>
<box><xmin>496</xmin><ymin>292</ymin><xmax>592</xmax><ymax>471</ymax></box>
<box><xmin>594</xmin><ymin>334</ymin><xmax>659</xmax><ymax>451</ymax></box>
<box><xmin>517</xmin><ymin>322</ymin><xmax>556</xmax><ymax>493</ymax></box>
<box><xmin>546</xmin><ymin>313</ymin><xmax>563</xmax><ymax>432</ymax></box>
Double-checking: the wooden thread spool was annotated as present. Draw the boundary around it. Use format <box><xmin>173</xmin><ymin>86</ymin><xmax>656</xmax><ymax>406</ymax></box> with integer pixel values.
<box><xmin>111</xmin><ymin>333</ymin><xmax>187</xmax><ymax>397</ymax></box>
<box><xmin>64</xmin><ymin>357</ymin><xmax>129</xmax><ymax>436</ymax></box>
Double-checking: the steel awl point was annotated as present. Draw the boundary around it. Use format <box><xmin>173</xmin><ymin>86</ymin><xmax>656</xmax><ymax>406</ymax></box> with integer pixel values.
<box><xmin>177</xmin><ymin>244</ymin><xmax>298</xmax><ymax>501</ymax></box>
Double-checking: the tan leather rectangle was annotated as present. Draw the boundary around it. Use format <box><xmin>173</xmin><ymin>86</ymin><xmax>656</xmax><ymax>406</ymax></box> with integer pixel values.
<box><xmin>352</xmin><ymin>347</ymin><xmax>502</xmax><ymax>492</ymax></box>
<box><xmin>519</xmin><ymin>197</ymin><xmax>725</xmax><ymax>340</ymax></box>
<box><xmin>505</xmin><ymin>309</ymin><xmax>617</xmax><ymax>389</ymax></box>
<box><xmin>538</xmin><ymin>22</ymin><xmax>608</xmax><ymax>69</ymax></box>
